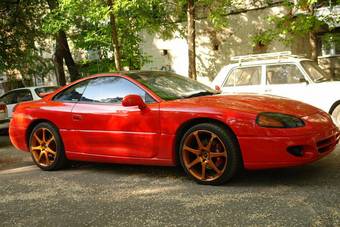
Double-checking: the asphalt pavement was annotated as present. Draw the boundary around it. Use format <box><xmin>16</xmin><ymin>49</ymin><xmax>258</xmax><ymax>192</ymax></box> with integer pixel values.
<box><xmin>0</xmin><ymin>134</ymin><xmax>340</xmax><ymax>226</ymax></box>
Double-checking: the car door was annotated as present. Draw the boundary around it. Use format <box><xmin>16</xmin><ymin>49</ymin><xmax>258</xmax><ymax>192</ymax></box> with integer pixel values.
<box><xmin>0</xmin><ymin>89</ymin><xmax>33</xmax><ymax>118</ymax></box>
<box><xmin>50</xmin><ymin>80</ymin><xmax>90</xmax><ymax>153</ymax></box>
<box><xmin>71</xmin><ymin>76</ymin><xmax>160</xmax><ymax>158</ymax></box>
<box><xmin>221</xmin><ymin>66</ymin><xmax>264</xmax><ymax>94</ymax></box>
<box><xmin>264</xmin><ymin>63</ymin><xmax>314</xmax><ymax>104</ymax></box>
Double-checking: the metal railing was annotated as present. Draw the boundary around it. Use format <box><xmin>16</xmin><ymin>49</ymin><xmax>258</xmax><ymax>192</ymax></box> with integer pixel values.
<box><xmin>230</xmin><ymin>51</ymin><xmax>305</xmax><ymax>64</ymax></box>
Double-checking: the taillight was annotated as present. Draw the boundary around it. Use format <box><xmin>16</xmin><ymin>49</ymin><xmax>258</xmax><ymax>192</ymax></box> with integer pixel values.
<box><xmin>0</xmin><ymin>103</ymin><xmax>6</xmax><ymax>113</ymax></box>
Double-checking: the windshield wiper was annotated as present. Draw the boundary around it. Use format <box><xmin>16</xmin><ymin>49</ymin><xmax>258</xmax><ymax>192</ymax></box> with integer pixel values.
<box><xmin>184</xmin><ymin>91</ymin><xmax>216</xmax><ymax>98</ymax></box>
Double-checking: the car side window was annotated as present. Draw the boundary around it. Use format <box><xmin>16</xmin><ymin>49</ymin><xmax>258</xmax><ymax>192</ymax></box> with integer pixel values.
<box><xmin>16</xmin><ymin>90</ymin><xmax>33</xmax><ymax>102</ymax></box>
<box><xmin>223</xmin><ymin>67</ymin><xmax>261</xmax><ymax>87</ymax></box>
<box><xmin>80</xmin><ymin>76</ymin><xmax>153</xmax><ymax>104</ymax></box>
<box><xmin>266</xmin><ymin>64</ymin><xmax>305</xmax><ymax>85</ymax></box>
<box><xmin>53</xmin><ymin>80</ymin><xmax>89</xmax><ymax>102</ymax></box>
<box><xmin>0</xmin><ymin>90</ymin><xmax>32</xmax><ymax>104</ymax></box>
<box><xmin>0</xmin><ymin>92</ymin><xmax>16</xmax><ymax>105</ymax></box>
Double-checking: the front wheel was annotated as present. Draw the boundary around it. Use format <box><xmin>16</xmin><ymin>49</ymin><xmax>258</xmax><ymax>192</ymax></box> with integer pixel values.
<box><xmin>331</xmin><ymin>104</ymin><xmax>340</xmax><ymax>127</ymax></box>
<box><xmin>29</xmin><ymin>122</ymin><xmax>67</xmax><ymax>171</ymax></box>
<box><xmin>179</xmin><ymin>123</ymin><xmax>242</xmax><ymax>185</ymax></box>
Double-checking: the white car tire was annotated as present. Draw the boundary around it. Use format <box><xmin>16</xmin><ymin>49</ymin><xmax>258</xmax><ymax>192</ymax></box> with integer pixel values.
<box><xmin>331</xmin><ymin>104</ymin><xmax>340</xmax><ymax>127</ymax></box>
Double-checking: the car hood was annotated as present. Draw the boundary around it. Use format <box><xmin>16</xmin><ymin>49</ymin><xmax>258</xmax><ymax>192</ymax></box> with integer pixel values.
<box><xmin>311</xmin><ymin>81</ymin><xmax>340</xmax><ymax>89</ymax></box>
<box><xmin>173</xmin><ymin>93</ymin><xmax>321</xmax><ymax>117</ymax></box>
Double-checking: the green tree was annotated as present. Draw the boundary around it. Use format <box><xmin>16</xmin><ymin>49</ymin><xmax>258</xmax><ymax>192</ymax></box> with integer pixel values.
<box><xmin>0</xmin><ymin>0</ymin><xmax>53</xmax><ymax>85</ymax></box>
<box><xmin>252</xmin><ymin>0</ymin><xmax>340</xmax><ymax>60</ymax></box>
<box><xmin>44</xmin><ymin>0</ymin><xmax>177</xmax><ymax>74</ymax></box>
<box><xmin>172</xmin><ymin>0</ymin><xmax>231</xmax><ymax>80</ymax></box>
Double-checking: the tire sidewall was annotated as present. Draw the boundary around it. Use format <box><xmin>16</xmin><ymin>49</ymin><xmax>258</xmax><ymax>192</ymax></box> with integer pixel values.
<box><xmin>331</xmin><ymin>104</ymin><xmax>340</xmax><ymax>127</ymax></box>
<box><xmin>179</xmin><ymin>123</ymin><xmax>241</xmax><ymax>185</ymax></box>
<box><xmin>29</xmin><ymin>122</ymin><xmax>66</xmax><ymax>171</ymax></box>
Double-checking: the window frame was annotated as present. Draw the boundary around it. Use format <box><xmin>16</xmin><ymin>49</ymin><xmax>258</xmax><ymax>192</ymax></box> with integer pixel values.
<box><xmin>222</xmin><ymin>65</ymin><xmax>263</xmax><ymax>88</ymax></box>
<box><xmin>318</xmin><ymin>32</ymin><xmax>340</xmax><ymax>57</ymax></box>
<box><xmin>52</xmin><ymin>79</ymin><xmax>90</xmax><ymax>103</ymax></box>
<box><xmin>0</xmin><ymin>91</ymin><xmax>16</xmax><ymax>105</ymax></box>
<box><xmin>0</xmin><ymin>89</ymin><xmax>33</xmax><ymax>105</ymax></box>
<box><xmin>78</xmin><ymin>76</ymin><xmax>156</xmax><ymax>105</ymax></box>
<box><xmin>15</xmin><ymin>89</ymin><xmax>34</xmax><ymax>103</ymax></box>
<box><xmin>264</xmin><ymin>62</ymin><xmax>310</xmax><ymax>85</ymax></box>
<box><xmin>52</xmin><ymin>75</ymin><xmax>157</xmax><ymax>105</ymax></box>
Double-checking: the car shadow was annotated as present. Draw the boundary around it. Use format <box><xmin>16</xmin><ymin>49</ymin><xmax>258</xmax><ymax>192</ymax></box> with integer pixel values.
<box><xmin>65</xmin><ymin>157</ymin><xmax>338</xmax><ymax>187</ymax></box>
<box><xmin>0</xmin><ymin>129</ymin><xmax>9</xmax><ymax>136</ymax></box>
<box><xmin>0</xmin><ymin>137</ymin><xmax>11</xmax><ymax>148</ymax></box>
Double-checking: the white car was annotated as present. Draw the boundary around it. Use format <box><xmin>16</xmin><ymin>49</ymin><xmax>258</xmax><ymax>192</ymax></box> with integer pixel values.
<box><xmin>212</xmin><ymin>52</ymin><xmax>340</xmax><ymax>126</ymax></box>
<box><xmin>0</xmin><ymin>86</ymin><xmax>58</xmax><ymax>130</ymax></box>
<box><xmin>0</xmin><ymin>102</ymin><xmax>8</xmax><ymax>131</ymax></box>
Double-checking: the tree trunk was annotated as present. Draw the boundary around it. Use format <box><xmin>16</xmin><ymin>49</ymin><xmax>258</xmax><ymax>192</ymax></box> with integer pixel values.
<box><xmin>187</xmin><ymin>0</ymin><xmax>197</xmax><ymax>80</ymax></box>
<box><xmin>56</xmin><ymin>30</ymin><xmax>80</xmax><ymax>81</ymax></box>
<box><xmin>107</xmin><ymin>0</ymin><xmax>122</xmax><ymax>71</ymax></box>
<box><xmin>47</xmin><ymin>0</ymin><xmax>80</xmax><ymax>83</ymax></box>
<box><xmin>309</xmin><ymin>32</ymin><xmax>318</xmax><ymax>62</ymax></box>
<box><xmin>53</xmin><ymin>38</ymin><xmax>66</xmax><ymax>86</ymax></box>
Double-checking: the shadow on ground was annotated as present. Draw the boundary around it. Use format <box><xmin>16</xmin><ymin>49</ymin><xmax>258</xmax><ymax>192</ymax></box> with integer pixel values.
<box><xmin>65</xmin><ymin>150</ymin><xmax>339</xmax><ymax>187</ymax></box>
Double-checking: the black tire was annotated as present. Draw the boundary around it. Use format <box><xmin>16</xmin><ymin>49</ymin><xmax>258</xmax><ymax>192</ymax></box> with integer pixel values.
<box><xmin>29</xmin><ymin>122</ymin><xmax>67</xmax><ymax>171</ymax></box>
<box><xmin>179</xmin><ymin>123</ymin><xmax>242</xmax><ymax>185</ymax></box>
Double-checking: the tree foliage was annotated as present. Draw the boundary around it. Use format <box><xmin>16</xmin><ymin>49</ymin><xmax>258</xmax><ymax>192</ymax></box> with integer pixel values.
<box><xmin>168</xmin><ymin>0</ymin><xmax>231</xmax><ymax>80</ymax></box>
<box><xmin>0</xmin><ymin>0</ymin><xmax>53</xmax><ymax>83</ymax></box>
<box><xmin>43</xmin><ymin>0</ymin><xmax>178</xmax><ymax>73</ymax></box>
<box><xmin>252</xmin><ymin>0</ymin><xmax>340</xmax><ymax>48</ymax></box>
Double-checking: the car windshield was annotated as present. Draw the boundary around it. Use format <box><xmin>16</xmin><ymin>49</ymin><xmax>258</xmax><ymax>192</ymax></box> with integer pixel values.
<box><xmin>35</xmin><ymin>86</ymin><xmax>58</xmax><ymax>97</ymax></box>
<box><xmin>127</xmin><ymin>71</ymin><xmax>218</xmax><ymax>100</ymax></box>
<box><xmin>301</xmin><ymin>61</ymin><xmax>331</xmax><ymax>83</ymax></box>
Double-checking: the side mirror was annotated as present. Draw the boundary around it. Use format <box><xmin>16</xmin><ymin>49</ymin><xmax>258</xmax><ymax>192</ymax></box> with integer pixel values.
<box><xmin>299</xmin><ymin>78</ymin><xmax>309</xmax><ymax>84</ymax></box>
<box><xmin>122</xmin><ymin>94</ymin><xmax>147</xmax><ymax>110</ymax></box>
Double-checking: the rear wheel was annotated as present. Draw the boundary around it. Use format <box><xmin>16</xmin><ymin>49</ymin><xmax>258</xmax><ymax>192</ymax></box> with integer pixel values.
<box><xmin>331</xmin><ymin>104</ymin><xmax>340</xmax><ymax>127</ymax></box>
<box><xmin>29</xmin><ymin>122</ymin><xmax>67</xmax><ymax>170</ymax></box>
<box><xmin>179</xmin><ymin>123</ymin><xmax>242</xmax><ymax>185</ymax></box>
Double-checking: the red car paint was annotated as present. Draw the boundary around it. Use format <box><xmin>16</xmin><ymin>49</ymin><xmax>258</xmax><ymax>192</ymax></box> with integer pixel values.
<box><xmin>9</xmin><ymin>73</ymin><xmax>340</xmax><ymax>169</ymax></box>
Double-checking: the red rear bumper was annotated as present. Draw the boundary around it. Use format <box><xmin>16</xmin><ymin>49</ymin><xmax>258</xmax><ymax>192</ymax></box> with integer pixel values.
<box><xmin>9</xmin><ymin>122</ymin><xmax>29</xmax><ymax>152</ymax></box>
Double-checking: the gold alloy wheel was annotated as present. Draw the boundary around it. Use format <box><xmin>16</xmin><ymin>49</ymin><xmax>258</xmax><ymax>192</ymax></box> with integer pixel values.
<box><xmin>30</xmin><ymin>128</ymin><xmax>57</xmax><ymax>167</ymax></box>
<box><xmin>182</xmin><ymin>130</ymin><xmax>227</xmax><ymax>181</ymax></box>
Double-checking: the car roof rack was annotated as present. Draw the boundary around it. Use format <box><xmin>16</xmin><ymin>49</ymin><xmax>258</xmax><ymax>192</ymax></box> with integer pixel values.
<box><xmin>230</xmin><ymin>51</ymin><xmax>305</xmax><ymax>64</ymax></box>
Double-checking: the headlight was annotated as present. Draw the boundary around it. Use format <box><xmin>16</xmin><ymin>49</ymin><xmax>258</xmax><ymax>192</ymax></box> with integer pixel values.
<box><xmin>256</xmin><ymin>112</ymin><xmax>305</xmax><ymax>128</ymax></box>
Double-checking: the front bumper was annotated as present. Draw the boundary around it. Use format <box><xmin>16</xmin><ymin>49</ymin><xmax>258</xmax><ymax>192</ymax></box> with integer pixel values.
<box><xmin>239</xmin><ymin>127</ymin><xmax>340</xmax><ymax>170</ymax></box>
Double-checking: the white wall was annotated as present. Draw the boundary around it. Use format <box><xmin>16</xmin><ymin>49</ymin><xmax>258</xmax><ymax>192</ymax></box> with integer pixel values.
<box><xmin>141</xmin><ymin>5</ymin><xmax>288</xmax><ymax>85</ymax></box>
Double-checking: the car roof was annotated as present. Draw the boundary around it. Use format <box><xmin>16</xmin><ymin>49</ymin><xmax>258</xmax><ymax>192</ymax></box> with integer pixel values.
<box><xmin>8</xmin><ymin>86</ymin><xmax>57</xmax><ymax>92</ymax></box>
<box><xmin>0</xmin><ymin>86</ymin><xmax>58</xmax><ymax>97</ymax></box>
<box><xmin>92</xmin><ymin>70</ymin><xmax>176</xmax><ymax>77</ymax></box>
<box><xmin>225</xmin><ymin>58</ymin><xmax>312</xmax><ymax>69</ymax></box>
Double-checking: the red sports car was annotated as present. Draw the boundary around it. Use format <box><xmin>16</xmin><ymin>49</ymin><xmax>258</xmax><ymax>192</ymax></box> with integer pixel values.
<box><xmin>9</xmin><ymin>71</ymin><xmax>340</xmax><ymax>185</ymax></box>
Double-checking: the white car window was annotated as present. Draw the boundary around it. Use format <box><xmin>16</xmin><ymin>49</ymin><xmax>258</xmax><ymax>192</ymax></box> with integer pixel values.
<box><xmin>0</xmin><ymin>91</ymin><xmax>17</xmax><ymax>105</ymax></box>
<box><xmin>0</xmin><ymin>89</ymin><xmax>33</xmax><ymax>105</ymax></box>
<box><xmin>223</xmin><ymin>67</ymin><xmax>261</xmax><ymax>87</ymax></box>
<box><xmin>16</xmin><ymin>90</ymin><xmax>33</xmax><ymax>102</ymax></box>
<box><xmin>266</xmin><ymin>64</ymin><xmax>305</xmax><ymax>85</ymax></box>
